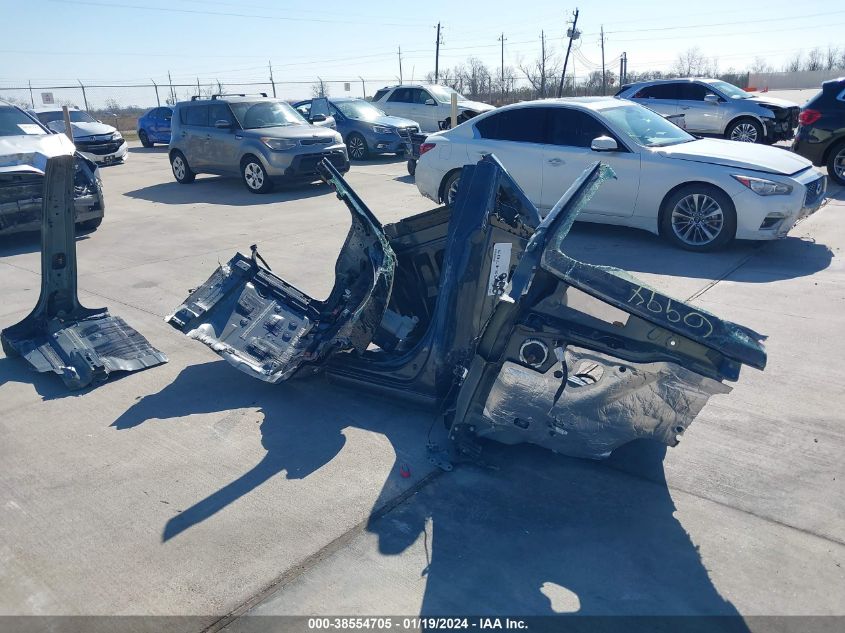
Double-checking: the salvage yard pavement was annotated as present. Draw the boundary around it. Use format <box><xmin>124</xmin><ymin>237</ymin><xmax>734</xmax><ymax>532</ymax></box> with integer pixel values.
<box><xmin>1</xmin><ymin>142</ymin><xmax>843</xmax><ymax>630</ymax></box>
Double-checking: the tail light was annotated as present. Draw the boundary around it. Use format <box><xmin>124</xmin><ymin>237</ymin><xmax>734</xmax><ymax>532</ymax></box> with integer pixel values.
<box><xmin>419</xmin><ymin>142</ymin><xmax>436</xmax><ymax>155</ymax></box>
<box><xmin>798</xmin><ymin>109</ymin><xmax>821</xmax><ymax>125</ymax></box>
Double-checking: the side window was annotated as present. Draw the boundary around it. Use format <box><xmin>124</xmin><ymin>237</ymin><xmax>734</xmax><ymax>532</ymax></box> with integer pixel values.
<box><xmin>182</xmin><ymin>105</ymin><xmax>208</xmax><ymax>126</ymax></box>
<box><xmin>162</xmin><ymin>107</ymin><xmax>173</xmax><ymax>119</ymax></box>
<box><xmin>208</xmin><ymin>103</ymin><xmax>234</xmax><ymax>125</ymax></box>
<box><xmin>296</xmin><ymin>103</ymin><xmax>311</xmax><ymax>117</ymax></box>
<box><xmin>475</xmin><ymin>108</ymin><xmax>546</xmax><ymax>143</ymax></box>
<box><xmin>388</xmin><ymin>88</ymin><xmax>412</xmax><ymax>103</ymax></box>
<box><xmin>415</xmin><ymin>90</ymin><xmax>433</xmax><ymax>104</ymax></box>
<box><xmin>373</xmin><ymin>89</ymin><xmax>389</xmax><ymax>102</ymax></box>
<box><xmin>548</xmin><ymin>109</ymin><xmax>612</xmax><ymax>148</ymax></box>
<box><xmin>677</xmin><ymin>83</ymin><xmax>708</xmax><ymax>101</ymax></box>
<box><xmin>634</xmin><ymin>84</ymin><xmax>680</xmax><ymax>100</ymax></box>
<box><xmin>311</xmin><ymin>98</ymin><xmax>331</xmax><ymax>118</ymax></box>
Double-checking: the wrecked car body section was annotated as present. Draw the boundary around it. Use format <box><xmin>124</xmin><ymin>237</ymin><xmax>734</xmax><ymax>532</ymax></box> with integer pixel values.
<box><xmin>168</xmin><ymin>155</ymin><xmax>767</xmax><ymax>459</ymax></box>
<box><xmin>165</xmin><ymin>161</ymin><xmax>396</xmax><ymax>383</ymax></box>
<box><xmin>0</xmin><ymin>135</ymin><xmax>104</xmax><ymax>235</ymax></box>
<box><xmin>1</xmin><ymin>153</ymin><xmax>165</xmax><ymax>390</ymax></box>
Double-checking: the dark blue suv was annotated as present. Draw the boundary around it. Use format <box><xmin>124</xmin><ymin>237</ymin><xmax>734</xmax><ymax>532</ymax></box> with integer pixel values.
<box><xmin>137</xmin><ymin>106</ymin><xmax>172</xmax><ymax>147</ymax></box>
<box><xmin>294</xmin><ymin>97</ymin><xmax>419</xmax><ymax>160</ymax></box>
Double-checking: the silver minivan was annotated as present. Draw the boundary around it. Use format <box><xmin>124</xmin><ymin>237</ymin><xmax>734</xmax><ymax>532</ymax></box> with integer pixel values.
<box><xmin>616</xmin><ymin>78</ymin><xmax>799</xmax><ymax>144</ymax></box>
<box><xmin>168</xmin><ymin>94</ymin><xmax>349</xmax><ymax>193</ymax></box>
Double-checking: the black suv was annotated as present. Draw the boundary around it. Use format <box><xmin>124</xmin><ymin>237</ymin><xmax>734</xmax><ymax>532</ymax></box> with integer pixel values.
<box><xmin>792</xmin><ymin>78</ymin><xmax>845</xmax><ymax>186</ymax></box>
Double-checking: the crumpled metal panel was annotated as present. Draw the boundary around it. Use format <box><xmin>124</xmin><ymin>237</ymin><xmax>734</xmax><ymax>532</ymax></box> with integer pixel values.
<box><xmin>479</xmin><ymin>347</ymin><xmax>730</xmax><ymax>459</ymax></box>
<box><xmin>1</xmin><ymin>154</ymin><xmax>166</xmax><ymax>390</ymax></box>
<box><xmin>165</xmin><ymin>160</ymin><xmax>395</xmax><ymax>382</ymax></box>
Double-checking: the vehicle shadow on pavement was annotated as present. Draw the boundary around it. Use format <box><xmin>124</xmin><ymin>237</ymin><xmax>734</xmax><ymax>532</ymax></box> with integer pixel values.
<box><xmin>109</xmin><ymin>360</ymin><xmax>432</xmax><ymax>543</ymax></box>
<box><xmin>127</xmin><ymin>146</ymin><xmax>168</xmax><ymax>154</ymax></box>
<box><xmin>564</xmin><ymin>222</ymin><xmax>832</xmax><ymax>283</ymax></box>
<box><xmin>364</xmin><ymin>439</ymin><xmax>750</xmax><ymax>624</ymax></box>
<box><xmin>124</xmin><ymin>178</ymin><xmax>335</xmax><ymax>206</ymax></box>
<box><xmin>0</xmin><ymin>232</ymin><xmax>92</xmax><ymax>257</ymax></box>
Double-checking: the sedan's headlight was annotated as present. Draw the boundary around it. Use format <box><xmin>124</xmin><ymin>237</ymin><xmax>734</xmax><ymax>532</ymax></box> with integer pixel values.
<box><xmin>111</xmin><ymin>131</ymin><xmax>123</xmax><ymax>140</ymax></box>
<box><xmin>372</xmin><ymin>125</ymin><xmax>394</xmax><ymax>135</ymax></box>
<box><xmin>334</xmin><ymin>132</ymin><xmax>343</xmax><ymax>144</ymax></box>
<box><xmin>261</xmin><ymin>137</ymin><xmax>298</xmax><ymax>150</ymax></box>
<box><xmin>732</xmin><ymin>175</ymin><xmax>792</xmax><ymax>196</ymax></box>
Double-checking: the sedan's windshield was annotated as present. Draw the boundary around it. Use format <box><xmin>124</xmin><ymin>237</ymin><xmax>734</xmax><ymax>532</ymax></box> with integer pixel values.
<box><xmin>428</xmin><ymin>85</ymin><xmax>469</xmax><ymax>103</ymax></box>
<box><xmin>335</xmin><ymin>100</ymin><xmax>386</xmax><ymax>121</ymax></box>
<box><xmin>709</xmin><ymin>80</ymin><xmax>750</xmax><ymax>100</ymax></box>
<box><xmin>36</xmin><ymin>110</ymin><xmax>97</xmax><ymax>124</ymax></box>
<box><xmin>0</xmin><ymin>106</ymin><xmax>47</xmax><ymax>136</ymax></box>
<box><xmin>229</xmin><ymin>101</ymin><xmax>306</xmax><ymax>129</ymax></box>
<box><xmin>602</xmin><ymin>104</ymin><xmax>695</xmax><ymax>147</ymax></box>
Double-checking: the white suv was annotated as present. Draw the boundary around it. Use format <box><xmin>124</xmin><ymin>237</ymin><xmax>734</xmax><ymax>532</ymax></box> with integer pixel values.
<box><xmin>371</xmin><ymin>84</ymin><xmax>493</xmax><ymax>133</ymax></box>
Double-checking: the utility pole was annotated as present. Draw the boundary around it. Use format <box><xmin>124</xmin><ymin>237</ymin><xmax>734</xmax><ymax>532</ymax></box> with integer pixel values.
<box><xmin>216</xmin><ymin>79</ymin><xmax>222</xmax><ymax>95</ymax></box>
<box><xmin>196</xmin><ymin>77</ymin><xmax>201</xmax><ymax>97</ymax></box>
<box><xmin>621</xmin><ymin>51</ymin><xmax>628</xmax><ymax>85</ymax></box>
<box><xmin>168</xmin><ymin>71</ymin><xmax>176</xmax><ymax>105</ymax></box>
<box><xmin>359</xmin><ymin>76</ymin><xmax>366</xmax><ymax>98</ymax></box>
<box><xmin>498</xmin><ymin>32</ymin><xmax>506</xmax><ymax>102</ymax></box>
<box><xmin>77</xmin><ymin>80</ymin><xmax>89</xmax><ymax>111</ymax></box>
<box><xmin>434</xmin><ymin>22</ymin><xmax>442</xmax><ymax>84</ymax></box>
<box><xmin>151</xmin><ymin>79</ymin><xmax>160</xmax><ymax>107</ymax></box>
<box><xmin>398</xmin><ymin>46</ymin><xmax>403</xmax><ymax>84</ymax></box>
<box><xmin>269</xmin><ymin>60</ymin><xmax>276</xmax><ymax>97</ymax></box>
<box><xmin>28</xmin><ymin>81</ymin><xmax>34</xmax><ymax>108</ymax></box>
<box><xmin>557</xmin><ymin>8</ymin><xmax>580</xmax><ymax>98</ymax></box>
<box><xmin>540</xmin><ymin>31</ymin><xmax>546</xmax><ymax>98</ymax></box>
<box><xmin>600</xmin><ymin>25</ymin><xmax>607</xmax><ymax>96</ymax></box>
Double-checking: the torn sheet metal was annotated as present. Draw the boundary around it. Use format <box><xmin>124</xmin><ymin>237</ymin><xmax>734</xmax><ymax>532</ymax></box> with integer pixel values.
<box><xmin>165</xmin><ymin>160</ymin><xmax>395</xmax><ymax>382</ymax></box>
<box><xmin>169</xmin><ymin>155</ymin><xmax>767</xmax><ymax>459</ymax></box>
<box><xmin>1</xmin><ymin>154</ymin><xmax>166</xmax><ymax>390</ymax></box>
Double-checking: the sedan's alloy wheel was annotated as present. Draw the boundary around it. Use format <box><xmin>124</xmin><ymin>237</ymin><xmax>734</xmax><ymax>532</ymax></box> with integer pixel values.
<box><xmin>244</xmin><ymin>162</ymin><xmax>264</xmax><ymax>190</ymax></box>
<box><xmin>730</xmin><ymin>122</ymin><xmax>758</xmax><ymax>143</ymax></box>
<box><xmin>671</xmin><ymin>193</ymin><xmax>725</xmax><ymax>246</ymax></box>
<box><xmin>447</xmin><ymin>176</ymin><xmax>461</xmax><ymax>206</ymax></box>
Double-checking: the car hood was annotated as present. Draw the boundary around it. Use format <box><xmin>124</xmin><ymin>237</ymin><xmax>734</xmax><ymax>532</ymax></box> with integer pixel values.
<box><xmin>656</xmin><ymin>137</ymin><xmax>811</xmax><ymax>175</ymax></box>
<box><xmin>745</xmin><ymin>94</ymin><xmax>799</xmax><ymax>109</ymax></box>
<box><xmin>242</xmin><ymin>125</ymin><xmax>338</xmax><ymax>140</ymax></box>
<box><xmin>47</xmin><ymin>120</ymin><xmax>117</xmax><ymax>138</ymax></box>
<box><xmin>0</xmin><ymin>133</ymin><xmax>75</xmax><ymax>174</ymax></box>
<box><xmin>368</xmin><ymin>114</ymin><xmax>419</xmax><ymax>128</ymax></box>
<box><xmin>458</xmin><ymin>100</ymin><xmax>495</xmax><ymax>113</ymax></box>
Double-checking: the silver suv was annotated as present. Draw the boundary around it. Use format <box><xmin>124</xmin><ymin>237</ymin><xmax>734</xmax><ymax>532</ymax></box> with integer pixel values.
<box><xmin>169</xmin><ymin>94</ymin><xmax>348</xmax><ymax>193</ymax></box>
<box><xmin>616</xmin><ymin>78</ymin><xmax>799</xmax><ymax>144</ymax></box>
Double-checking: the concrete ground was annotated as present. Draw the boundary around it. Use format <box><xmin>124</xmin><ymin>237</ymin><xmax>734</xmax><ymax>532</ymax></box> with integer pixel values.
<box><xmin>0</xmin><ymin>142</ymin><xmax>843</xmax><ymax>631</ymax></box>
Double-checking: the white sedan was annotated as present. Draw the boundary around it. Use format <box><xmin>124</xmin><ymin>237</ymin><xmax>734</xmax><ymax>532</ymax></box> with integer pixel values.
<box><xmin>415</xmin><ymin>98</ymin><xmax>827</xmax><ymax>251</ymax></box>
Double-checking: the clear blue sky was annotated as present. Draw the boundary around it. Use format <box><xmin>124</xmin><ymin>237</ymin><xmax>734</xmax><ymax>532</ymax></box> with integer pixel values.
<box><xmin>0</xmin><ymin>0</ymin><xmax>841</xmax><ymax>106</ymax></box>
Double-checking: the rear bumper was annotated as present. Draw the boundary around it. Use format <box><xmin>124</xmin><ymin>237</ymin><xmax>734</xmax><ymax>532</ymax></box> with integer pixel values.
<box><xmin>792</xmin><ymin>133</ymin><xmax>833</xmax><ymax>167</ymax></box>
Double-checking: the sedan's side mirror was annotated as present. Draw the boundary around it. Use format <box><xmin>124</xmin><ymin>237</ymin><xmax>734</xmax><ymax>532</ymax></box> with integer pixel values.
<box><xmin>214</xmin><ymin>119</ymin><xmax>232</xmax><ymax>129</ymax></box>
<box><xmin>704</xmin><ymin>94</ymin><xmax>720</xmax><ymax>104</ymax></box>
<box><xmin>591</xmin><ymin>136</ymin><xmax>618</xmax><ymax>152</ymax></box>
<box><xmin>310</xmin><ymin>114</ymin><xmax>327</xmax><ymax>122</ymax></box>
<box><xmin>425</xmin><ymin>98</ymin><xmax>436</xmax><ymax>106</ymax></box>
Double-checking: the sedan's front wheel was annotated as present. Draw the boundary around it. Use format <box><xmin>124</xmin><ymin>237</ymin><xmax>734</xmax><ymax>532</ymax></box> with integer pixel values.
<box><xmin>346</xmin><ymin>133</ymin><xmax>369</xmax><ymax>161</ymax></box>
<box><xmin>827</xmin><ymin>140</ymin><xmax>845</xmax><ymax>186</ymax></box>
<box><xmin>442</xmin><ymin>170</ymin><xmax>462</xmax><ymax>207</ymax></box>
<box><xmin>660</xmin><ymin>185</ymin><xmax>736</xmax><ymax>252</ymax></box>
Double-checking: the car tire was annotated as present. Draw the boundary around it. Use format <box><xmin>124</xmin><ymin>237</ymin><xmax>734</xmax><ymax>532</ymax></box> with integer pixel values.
<box><xmin>77</xmin><ymin>217</ymin><xmax>103</xmax><ymax>232</ymax></box>
<box><xmin>139</xmin><ymin>130</ymin><xmax>153</xmax><ymax>148</ymax></box>
<box><xmin>726</xmin><ymin>118</ymin><xmax>764</xmax><ymax>144</ymax></box>
<box><xmin>407</xmin><ymin>159</ymin><xmax>416</xmax><ymax>177</ymax></box>
<box><xmin>660</xmin><ymin>185</ymin><xmax>737</xmax><ymax>252</ymax></box>
<box><xmin>826</xmin><ymin>139</ymin><xmax>845</xmax><ymax>186</ymax></box>
<box><xmin>441</xmin><ymin>169</ymin><xmax>462</xmax><ymax>207</ymax></box>
<box><xmin>170</xmin><ymin>151</ymin><xmax>195</xmax><ymax>184</ymax></box>
<box><xmin>241</xmin><ymin>156</ymin><xmax>274</xmax><ymax>194</ymax></box>
<box><xmin>346</xmin><ymin>133</ymin><xmax>369</xmax><ymax>161</ymax></box>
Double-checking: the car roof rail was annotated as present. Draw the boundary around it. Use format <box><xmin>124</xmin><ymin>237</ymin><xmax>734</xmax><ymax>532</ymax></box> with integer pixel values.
<box><xmin>210</xmin><ymin>93</ymin><xmax>268</xmax><ymax>99</ymax></box>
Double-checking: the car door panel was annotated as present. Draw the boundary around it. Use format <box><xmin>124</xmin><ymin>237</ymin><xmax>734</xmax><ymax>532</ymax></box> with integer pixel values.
<box><xmin>677</xmin><ymin>83</ymin><xmax>724</xmax><ymax>134</ymax></box>
<box><xmin>541</xmin><ymin>108</ymin><xmax>639</xmax><ymax>216</ymax></box>
<box><xmin>631</xmin><ymin>83</ymin><xmax>680</xmax><ymax>120</ymax></box>
<box><xmin>203</xmin><ymin>103</ymin><xmax>239</xmax><ymax>174</ymax></box>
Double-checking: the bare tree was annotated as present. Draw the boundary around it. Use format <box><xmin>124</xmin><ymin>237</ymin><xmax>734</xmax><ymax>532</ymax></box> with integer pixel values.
<box><xmin>825</xmin><ymin>46</ymin><xmax>840</xmax><ymax>71</ymax></box>
<box><xmin>784</xmin><ymin>51</ymin><xmax>803</xmax><ymax>73</ymax></box>
<box><xmin>311</xmin><ymin>80</ymin><xmax>329</xmax><ymax>98</ymax></box>
<box><xmin>806</xmin><ymin>47</ymin><xmax>823</xmax><ymax>72</ymax></box>
<box><xmin>750</xmin><ymin>57</ymin><xmax>773</xmax><ymax>75</ymax></box>
<box><xmin>672</xmin><ymin>47</ymin><xmax>707</xmax><ymax>76</ymax></box>
<box><xmin>518</xmin><ymin>34</ymin><xmax>560</xmax><ymax>99</ymax></box>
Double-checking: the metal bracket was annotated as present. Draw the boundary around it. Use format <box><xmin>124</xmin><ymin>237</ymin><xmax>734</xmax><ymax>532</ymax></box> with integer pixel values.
<box><xmin>1</xmin><ymin>155</ymin><xmax>167</xmax><ymax>389</ymax></box>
